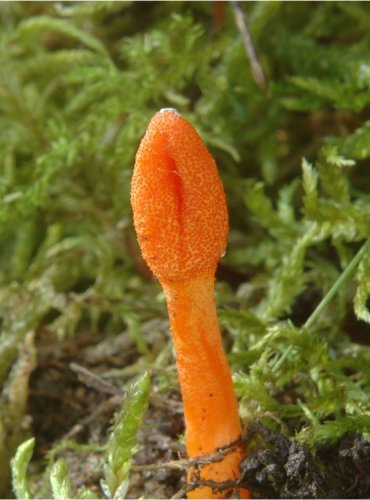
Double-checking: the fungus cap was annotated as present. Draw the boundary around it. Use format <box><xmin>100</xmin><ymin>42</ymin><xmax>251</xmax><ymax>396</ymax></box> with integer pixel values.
<box><xmin>131</xmin><ymin>109</ymin><xmax>228</xmax><ymax>284</ymax></box>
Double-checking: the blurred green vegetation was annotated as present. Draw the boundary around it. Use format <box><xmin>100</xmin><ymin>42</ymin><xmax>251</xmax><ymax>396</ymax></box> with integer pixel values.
<box><xmin>1</xmin><ymin>1</ymin><xmax>370</xmax><ymax>497</ymax></box>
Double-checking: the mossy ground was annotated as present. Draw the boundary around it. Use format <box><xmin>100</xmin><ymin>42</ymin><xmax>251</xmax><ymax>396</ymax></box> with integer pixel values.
<box><xmin>1</xmin><ymin>2</ymin><xmax>370</xmax><ymax>498</ymax></box>
<box><xmin>25</xmin><ymin>327</ymin><xmax>370</xmax><ymax>499</ymax></box>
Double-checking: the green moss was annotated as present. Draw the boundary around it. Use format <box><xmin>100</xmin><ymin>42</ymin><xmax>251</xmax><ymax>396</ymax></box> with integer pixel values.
<box><xmin>1</xmin><ymin>2</ymin><xmax>370</xmax><ymax>497</ymax></box>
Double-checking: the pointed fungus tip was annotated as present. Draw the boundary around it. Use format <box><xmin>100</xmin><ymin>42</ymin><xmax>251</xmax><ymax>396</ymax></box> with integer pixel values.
<box><xmin>132</xmin><ymin>109</ymin><xmax>229</xmax><ymax>284</ymax></box>
<box><xmin>159</xmin><ymin>107</ymin><xmax>180</xmax><ymax>115</ymax></box>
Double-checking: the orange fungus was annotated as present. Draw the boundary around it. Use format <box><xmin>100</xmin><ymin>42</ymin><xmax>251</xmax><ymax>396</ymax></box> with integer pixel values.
<box><xmin>131</xmin><ymin>109</ymin><xmax>249</xmax><ymax>499</ymax></box>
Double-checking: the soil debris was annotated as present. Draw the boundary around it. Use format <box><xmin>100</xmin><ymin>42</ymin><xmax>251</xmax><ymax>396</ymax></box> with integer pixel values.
<box><xmin>240</xmin><ymin>422</ymin><xmax>370</xmax><ymax>498</ymax></box>
<box><xmin>24</xmin><ymin>331</ymin><xmax>370</xmax><ymax>499</ymax></box>
<box><xmin>27</xmin><ymin>328</ymin><xmax>185</xmax><ymax>499</ymax></box>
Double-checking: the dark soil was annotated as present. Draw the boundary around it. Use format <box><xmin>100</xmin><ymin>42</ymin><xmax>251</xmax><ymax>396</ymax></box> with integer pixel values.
<box><xmin>27</xmin><ymin>328</ymin><xmax>186</xmax><ymax>499</ymax></box>
<box><xmin>240</xmin><ymin>422</ymin><xmax>370</xmax><ymax>499</ymax></box>
<box><xmin>23</xmin><ymin>330</ymin><xmax>370</xmax><ymax>499</ymax></box>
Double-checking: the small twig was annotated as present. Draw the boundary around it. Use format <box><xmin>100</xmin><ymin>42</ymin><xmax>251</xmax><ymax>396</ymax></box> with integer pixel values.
<box><xmin>188</xmin><ymin>438</ymin><xmax>243</xmax><ymax>467</ymax></box>
<box><xmin>171</xmin><ymin>486</ymin><xmax>187</xmax><ymax>499</ymax></box>
<box><xmin>131</xmin><ymin>438</ymin><xmax>245</xmax><ymax>479</ymax></box>
<box><xmin>70</xmin><ymin>362</ymin><xmax>123</xmax><ymax>396</ymax></box>
<box><xmin>63</xmin><ymin>394</ymin><xmax>122</xmax><ymax>440</ymax></box>
<box><xmin>70</xmin><ymin>361</ymin><xmax>183</xmax><ymax>414</ymax></box>
<box><xmin>230</xmin><ymin>0</ymin><xmax>267</xmax><ymax>89</ymax></box>
<box><xmin>131</xmin><ymin>459</ymin><xmax>188</xmax><ymax>472</ymax></box>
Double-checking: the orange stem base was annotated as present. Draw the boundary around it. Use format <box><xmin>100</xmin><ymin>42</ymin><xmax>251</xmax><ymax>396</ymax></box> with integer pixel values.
<box><xmin>162</xmin><ymin>275</ymin><xmax>249</xmax><ymax>499</ymax></box>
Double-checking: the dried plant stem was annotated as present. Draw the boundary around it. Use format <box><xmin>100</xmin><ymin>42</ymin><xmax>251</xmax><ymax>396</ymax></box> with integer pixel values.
<box><xmin>131</xmin><ymin>439</ymin><xmax>243</xmax><ymax>473</ymax></box>
<box><xmin>131</xmin><ymin>461</ymin><xmax>187</xmax><ymax>472</ymax></box>
<box><xmin>70</xmin><ymin>362</ymin><xmax>122</xmax><ymax>396</ymax></box>
<box><xmin>230</xmin><ymin>0</ymin><xmax>266</xmax><ymax>89</ymax></box>
<box><xmin>273</xmin><ymin>235</ymin><xmax>370</xmax><ymax>372</ymax></box>
<box><xmin>304</xmin><ymin>235</ymin><xmax>370</xmax><ymax>329</ymax></box>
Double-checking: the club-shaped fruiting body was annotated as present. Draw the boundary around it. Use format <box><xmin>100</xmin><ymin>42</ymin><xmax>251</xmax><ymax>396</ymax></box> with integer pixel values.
<box><xmin>131</xmin><ymin>109</ymin><xmax>248</xmax><ymax>499</ymax></box>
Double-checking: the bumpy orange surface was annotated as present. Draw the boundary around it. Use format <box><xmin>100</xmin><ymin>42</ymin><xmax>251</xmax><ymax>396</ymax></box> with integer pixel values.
<box><xmin>131</xmin><ymin>109</ymin><xmax>248</xmax><ymax>499</ymax></box>
<box><xmin>131</xmin><ymin>108</ymin><xmax>228</xmax><ymax>285</ymax></box>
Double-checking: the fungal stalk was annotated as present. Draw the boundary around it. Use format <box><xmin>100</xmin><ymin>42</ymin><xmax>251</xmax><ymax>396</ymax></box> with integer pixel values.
<box><xmin>131</xmin><ymin>109</ymin><xmax>248</xmax><ymax>499</ymax></box>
